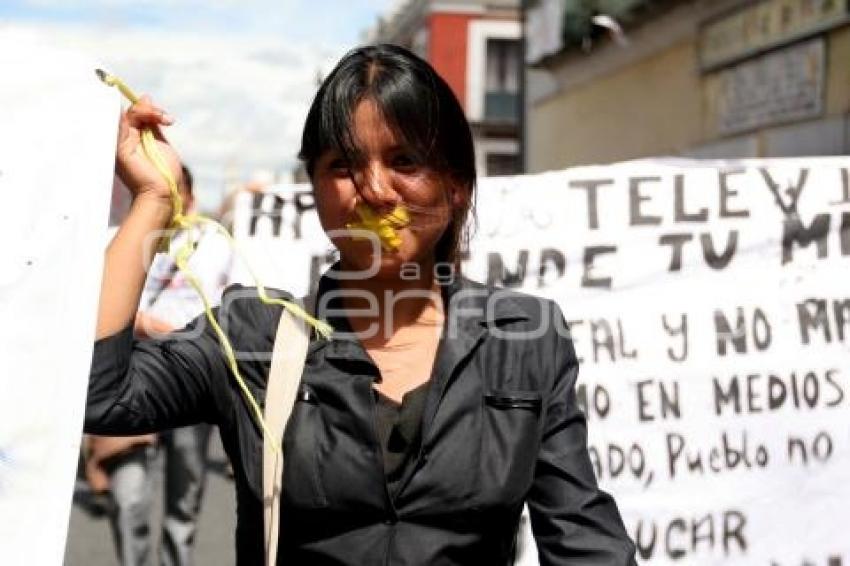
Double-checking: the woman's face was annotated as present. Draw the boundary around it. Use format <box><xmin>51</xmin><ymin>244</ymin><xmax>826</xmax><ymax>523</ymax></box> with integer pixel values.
<box><xmin>312</xmin><ymin>98</ymin><xmax>462</xmax><ymax>278</ymax></box>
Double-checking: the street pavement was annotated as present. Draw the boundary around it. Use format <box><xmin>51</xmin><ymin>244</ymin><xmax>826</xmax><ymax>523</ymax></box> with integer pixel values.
<box><xmin>64</xmin><ymin>433</ymin><xmax>236</xmax><ymax>566</ymax></box>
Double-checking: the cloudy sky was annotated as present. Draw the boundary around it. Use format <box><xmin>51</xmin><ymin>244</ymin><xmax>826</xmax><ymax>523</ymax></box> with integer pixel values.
<box><xmin>0</xmin><ymin>0</ymin><xmax>399</xmax><ymax>209</ymax></box>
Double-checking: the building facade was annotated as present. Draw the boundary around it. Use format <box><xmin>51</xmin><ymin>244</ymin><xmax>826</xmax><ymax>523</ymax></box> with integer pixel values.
<box><xmin>370</xmin><ymin>0</ymin><xmax>523</xmax><ymax>177</ymax></box>
<box><xmin>525</xmin><ymin>0</ymin><xmax>850</xmax><ymax>172</ymax></box>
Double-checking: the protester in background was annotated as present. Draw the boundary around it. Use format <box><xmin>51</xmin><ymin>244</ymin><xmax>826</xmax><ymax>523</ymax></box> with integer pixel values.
<box><xmin>86</xmin><ymin>165</ymin><xmax>233</xmax><ymax>566</ymax></box>
<box><xmin>85</xmin><ymin>45</ymin><xmax>636</xmax><ymax>564</ymax></box>
<box><xmin>82</xmin><ymin>432</ymin><xmax>156</xmax><ymax>563</ymax></box>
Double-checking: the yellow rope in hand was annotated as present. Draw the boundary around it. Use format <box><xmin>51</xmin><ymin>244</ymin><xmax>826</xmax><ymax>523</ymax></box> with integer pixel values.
<box><xmin>96</xmin><ymin>69</ymin><xmax>333</xmax><ymax>453</ymax></box>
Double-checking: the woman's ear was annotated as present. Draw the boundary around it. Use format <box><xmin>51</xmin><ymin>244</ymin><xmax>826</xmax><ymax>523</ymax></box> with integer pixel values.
<box><xmin>448</xmin><ymin>181</ymin><xmax>469</xmax><ymax>210</ymax></box>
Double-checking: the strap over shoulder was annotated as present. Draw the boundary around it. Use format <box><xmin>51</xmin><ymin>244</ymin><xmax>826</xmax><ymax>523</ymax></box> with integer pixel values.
<box><xmin>262</xmin><ymin>294</ymin><xmax>312</xmax><ymax>566</ymax></box>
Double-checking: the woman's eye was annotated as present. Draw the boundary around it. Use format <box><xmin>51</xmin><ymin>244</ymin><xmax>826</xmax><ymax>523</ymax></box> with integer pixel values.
<box><xmin>392</xmin><ymin>154</ymin><xmax>418</xmax><ymax>171</ymax></box>
<box><xmin>328</xmin><ymin>158</ymin><xmax>351</xmax><ymax>174</ymax></box>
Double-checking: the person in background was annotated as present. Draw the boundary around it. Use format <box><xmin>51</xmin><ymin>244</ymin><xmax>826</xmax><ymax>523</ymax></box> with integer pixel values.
<box><xmin>85</xmin><ymin>165</ymin><xmax>233</xmax><ymax>566</ymax></box>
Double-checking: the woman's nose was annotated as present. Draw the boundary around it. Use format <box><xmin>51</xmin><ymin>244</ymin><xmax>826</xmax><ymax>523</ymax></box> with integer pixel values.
<box><xmin>355</xmin><ymin>164</ymin><xmax>400</xmax><ymax>210</ymax></box>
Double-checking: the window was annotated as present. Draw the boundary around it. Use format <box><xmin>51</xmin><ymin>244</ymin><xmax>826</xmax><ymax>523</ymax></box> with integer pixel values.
<box><xmin>485</xmin><ymin>152</ymin><xmax>521</xmax><ymax>176</ymax></box>
<box><xmin>484</xmin><ymin>38</ymin><xmax>520</xmax><ymax>123</ymax></box>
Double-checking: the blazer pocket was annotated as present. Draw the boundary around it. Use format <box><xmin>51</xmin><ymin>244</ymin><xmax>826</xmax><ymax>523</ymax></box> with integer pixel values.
<box><xmin>484</xmin><ymin>391</ymin><xmax>542</xmax><ymax>412</ymax></box>
<box><xmin>479</xmin><ymin>390</ymin><xmax>543</xmax><ymax>506</ymax></box>
<box><xmin>282</xmin><ymin>384</ymin><xmax>328</xmax><ymax>508</ymax></box>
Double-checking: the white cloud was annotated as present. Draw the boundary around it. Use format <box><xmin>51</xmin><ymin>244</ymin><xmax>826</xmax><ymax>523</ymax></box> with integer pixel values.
<box><xmin>2</xmin><ymin>22</ymin><xmax>343</xmax><ymax>209</ymax></box>
<box><xmin>1</xmin><ymin>0</ymin><xmax>404</xmax><ymax>209</ymax></box>
<box><xmin>21</xmin><ymin>0</ymin><xmax>275</xmax><ymax>10</ymax></box>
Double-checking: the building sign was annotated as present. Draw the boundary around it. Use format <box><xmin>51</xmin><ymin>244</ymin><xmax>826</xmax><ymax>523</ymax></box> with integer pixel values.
<box><xmin>700</xmin><ymin>0</ymin><xmax>848</xmax><ymax>69</ymax></box>
<box><xmin>709</xmin><ymin>37</ymin><xmax>825</xmax><ymax>136</ymax></box>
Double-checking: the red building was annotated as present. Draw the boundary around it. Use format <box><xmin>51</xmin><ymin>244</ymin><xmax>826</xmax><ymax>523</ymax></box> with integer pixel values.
<box><xmin>369</xmin><ymin>0</ymin><xmax>522</xmax><ymax>177</ymax></box>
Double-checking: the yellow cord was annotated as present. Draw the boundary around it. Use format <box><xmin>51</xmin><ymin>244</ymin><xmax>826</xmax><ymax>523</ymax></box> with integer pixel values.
<box><xmin>96</xmin><ymin>69</ymin><xmax>333</xmax><ymax>453</ymax></box>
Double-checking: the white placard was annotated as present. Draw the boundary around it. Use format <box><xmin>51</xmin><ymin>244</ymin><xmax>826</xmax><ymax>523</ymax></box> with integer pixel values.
<box><xmin>231</xmin><ymin>157</ymin><xmax>850</xmax><ymax>565</ymax></box>
<box><xmin>0</xmin><ymin>39</ymin><xmax>119</xmax><ymax>565</ymax></box>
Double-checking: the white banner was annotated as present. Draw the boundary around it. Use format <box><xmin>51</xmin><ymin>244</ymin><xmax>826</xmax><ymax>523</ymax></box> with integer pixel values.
<box><xmin>231</xmin><ymin>157</ymin><xmax>850</xmax><ymax>565</ymax></box>
<box><xmin>0</xmin><ymin>40</ymin><xmax>118</xmax><ymax>564</ymax></box>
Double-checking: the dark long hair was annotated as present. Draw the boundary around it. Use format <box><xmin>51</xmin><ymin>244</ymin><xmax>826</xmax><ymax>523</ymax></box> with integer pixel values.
<box><xmin>298</xmin><ymin>44</ymin><xmax>476</xmax><ymax>266</ymax></box>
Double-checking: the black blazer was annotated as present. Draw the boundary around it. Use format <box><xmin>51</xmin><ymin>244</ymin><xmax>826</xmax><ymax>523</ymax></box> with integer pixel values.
<box><xmin>85</xmin><ymin>273</ymin><xmax>637</xmax><ymax>565</ymax></box>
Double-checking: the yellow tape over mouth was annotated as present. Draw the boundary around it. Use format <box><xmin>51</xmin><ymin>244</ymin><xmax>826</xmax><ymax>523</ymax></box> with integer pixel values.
<box><xmin>345</xmin><ymin>204</ymin><xmax>410</xmax><ymax>251</ymax></box>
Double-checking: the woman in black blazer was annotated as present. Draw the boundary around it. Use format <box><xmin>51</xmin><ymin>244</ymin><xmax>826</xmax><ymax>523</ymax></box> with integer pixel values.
<box><xmin>87</xmin><ymin>44</ymin><xmax>636</xmax><ymax>565</ymax></box>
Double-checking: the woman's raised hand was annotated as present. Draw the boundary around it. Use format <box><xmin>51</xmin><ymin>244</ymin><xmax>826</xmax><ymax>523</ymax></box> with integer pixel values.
<box><xmin>115</xmin><ymin>95</ymin><xmax>181</xmax><ymax>203</ymax></box>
